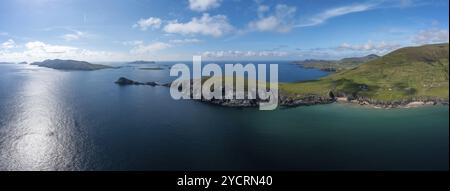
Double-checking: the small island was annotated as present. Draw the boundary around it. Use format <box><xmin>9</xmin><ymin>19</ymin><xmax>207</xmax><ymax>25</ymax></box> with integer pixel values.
<box><xmin>139</xmin><ymin>67</ymin><xmax>164</xmax><ymax>70</ymax></box>
<box><xmin>115</xmin><ymin>77</ymin><xmax>170</xmax><ymax>87</ymax></box>
<box><xmin>128</xmin><ymin>60</ymin><xmax>156</xmax><ymax>65</ymax></box>
<box><xmin>31</xmin><ymin>59</ymin><xmax>113</xmax><ymax>71</ymax></box>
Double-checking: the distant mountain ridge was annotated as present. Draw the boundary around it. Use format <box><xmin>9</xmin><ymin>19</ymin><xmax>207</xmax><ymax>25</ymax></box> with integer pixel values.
<box><xmin>340</xmin><ymin>54</ymin><xmax>380</xmax><ymax>63</ymax></box>
<box><xmin>294</xmin><ymin>54</ymin><xmax>380</xmax><ymax>72</ymax></box>
<box><xmin>0</xmin><ymin>61</ymin><xmax>28</xmax><ymax>64</ymax></box>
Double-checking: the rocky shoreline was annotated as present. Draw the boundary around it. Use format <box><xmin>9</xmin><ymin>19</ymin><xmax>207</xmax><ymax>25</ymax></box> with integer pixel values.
<box><xmin>335</xmin><ymin>96</ymin><xmax>449</xmax><ymax>109</ymax></box>
<box><xmin>207</xmin><ymin>95</ymin><xmax>448</xmax><ymax>109</ymax></box>
<box><xmin>114</xmin><ymin>77</ymin><xmax>449</xmax><ymax>109</ymax></box>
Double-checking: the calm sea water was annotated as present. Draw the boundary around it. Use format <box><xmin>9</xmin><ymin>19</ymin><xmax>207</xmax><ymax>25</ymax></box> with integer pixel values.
<box><xmin>0</xmin><ymin>62</ymin><xmax>448</xmax><ymax>170</ymax></box>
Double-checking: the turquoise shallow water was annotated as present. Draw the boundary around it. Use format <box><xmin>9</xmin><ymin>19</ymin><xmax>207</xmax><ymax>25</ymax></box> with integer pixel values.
<box><xmin>0</xmin><ymin>63</ymin><xmax>448</xmax><ymax>170</ymax></box>
<box><xmin>240</xmin><ymin>104</ymin><xmax>448</xmax><ymax>170</ymax></box>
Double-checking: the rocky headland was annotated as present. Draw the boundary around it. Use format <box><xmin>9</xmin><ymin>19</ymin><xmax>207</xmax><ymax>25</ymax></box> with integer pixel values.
<box><xmin>114</xmin><ymin>76</ymin><xmax>448</xmax><ymax>109</ymax></box>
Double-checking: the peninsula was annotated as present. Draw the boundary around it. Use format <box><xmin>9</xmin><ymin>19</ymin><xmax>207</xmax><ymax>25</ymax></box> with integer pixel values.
<box><xmin>115</xmin><ymin>43</ymin><xmax>449</xmax><ymax>108</ymax></box>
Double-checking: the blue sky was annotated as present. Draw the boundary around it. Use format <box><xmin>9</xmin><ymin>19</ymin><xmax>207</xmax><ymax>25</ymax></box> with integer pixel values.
<box><xmin>0</xmin><ymin>0</ymin><xmax>448</xmax><ymax>62</ymax></box>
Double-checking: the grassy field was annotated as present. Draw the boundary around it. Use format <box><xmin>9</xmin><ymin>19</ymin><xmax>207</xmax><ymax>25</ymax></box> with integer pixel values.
<box><xmin>281</xmin><ymin>43</ymin><xmax>449</xmax><ymax>101</ymax></box>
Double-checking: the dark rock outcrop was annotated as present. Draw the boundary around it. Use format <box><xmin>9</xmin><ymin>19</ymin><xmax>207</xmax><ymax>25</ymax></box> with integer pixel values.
<box><xmin>115</xmin><ymin>77</ymin><xmax>144</xmax><ymax>85</ymax></box>
<box><xmin>114</xmin><ymin>77</ymin><xmax>170</xmax><ymax>87</ymax></box>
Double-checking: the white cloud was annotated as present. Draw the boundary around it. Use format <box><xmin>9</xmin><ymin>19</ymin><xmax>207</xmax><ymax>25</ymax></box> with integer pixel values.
<box><xmin>133</xmin><ymin>17</ymin><xmax>162</xmax><ymax>31</ymax></box>
<box><xmin>163</xmin><ymin>13</ymin><xmax>233</xmax><ymax>37</ymax></box>
<box><xmin>337</xmin><ymin>41</ymin><xmax>400</xmax><ymax>53</ymax></box>
<box><xmin>169</xmin><ymin>38</ymin><xmax>202</xmax><ymax>44</ymax></box>
<box><xmin>257</xmin><ymin>5</ymin><xmax>270</xmax><ymax>17</ymax></box>
<box><xmin>61</xmin><ymin>31</ymin><xmax>85</xmax><ymax>41</ymax></box>
<box><xmin>25</xmin><ymin>41</ymin><xmax>78</xmax><ymax>53</ymax></box>
<box><xmin>188</xmin><ymin>0</ymin><xmax>221</xmax><ymax>12</ymax></box>
<box><xmin>1</xmin><ymin>39</ymin><xmax>16</xmax><ymax>49</ymax></box>
<box><xmin>130</xmin><ymin>42</ymin><xmax>171</xmax><ymax>54</ymax></box>
<box><xmin>122</xmin><ymin>40</ymin><xmax>144</xmax><ymax>46</ymax></box>
<box><xmin>296</xmin><ymin>3</ymin><xmax>377</xmax><ymax>27</ymax></box>
<box><xmin>202</xmin><ymin>50</ymin><xmax>289</xmax><ymax>58</ymax></box>
<box><xmin>62</xmin><ymin>34</ymin><xmax>80</xmax><ymax>41</ymax></box>
<box><xmin>126</xmin><ymin>38</ymin><xmax>199</xmax><ymax>55</ymax></box>
<box><xmin>248</xmin><ymin>4</ymin><xmax>297</xmax><ymax>33</ymax></box>
<box><xmin>0</xmin><ymin>41</ymin><xmax>129</xmax><ymax>62</ymax></box>
<box><xmin>412</xmin><ymin>29</ymin><xmax>449</xmax><ymax>44</ymax></box>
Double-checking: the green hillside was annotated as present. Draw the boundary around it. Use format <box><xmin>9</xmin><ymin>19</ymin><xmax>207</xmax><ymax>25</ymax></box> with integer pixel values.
<box><xmin>281</xmin><ymin>43</ymin><xmax>449</xmax><ymax>102</ymax></box>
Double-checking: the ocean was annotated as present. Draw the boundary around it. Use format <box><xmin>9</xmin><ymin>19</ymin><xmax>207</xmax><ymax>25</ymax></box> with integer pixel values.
<box><xmin>0</xmin><ymin>62</ymin><xmax>448</xmax><ymax>170</ymax></box>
